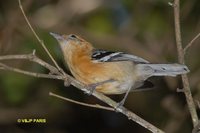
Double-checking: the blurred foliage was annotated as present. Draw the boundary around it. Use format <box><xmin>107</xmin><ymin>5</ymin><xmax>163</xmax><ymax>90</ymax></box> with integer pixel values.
<box><xmin>1</xmin><ymin>72</ymin><xmax>33</xmax><ymax>105</ymax></box>
<box><xmin>0</xmin><ymin>0</ymin><xmax>200</xmax><ymax>133</ymax></box>
<box><xmin>82</xmin><ymin>9</ymin><xmax>114</xmax><ymax>34</ymax></box>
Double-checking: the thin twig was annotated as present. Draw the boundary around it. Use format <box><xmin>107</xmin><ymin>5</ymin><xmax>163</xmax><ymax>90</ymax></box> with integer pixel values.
<box><xmin>173</xmin><ymin>0</ymin><xmax>199</xmax><ymax>127</ymax></box>
<box><xmin>49</xmin><ymin>92</ymin><xmax>114</xmax><ymax>111</ymax></box>
<box><xmin>0</xmin><ymin>63</ymin><xmax>63</xmax><ymax>79</ymax></box>
<box><xmin>62</xmin><ymin>75</ymin><xmax>164</xmax><ymax>133</ymax></box>
<box><xmin>18</xmin><ymin>0</ymin><xmax>65</xmax><ymax>75</ymax></box>
<box><xmin>195</xmin><ymin>100</ymin><xmax>200</xmax><ymax>110</ymax></box>
<box><xmin>0</xmin><ymin>52</ymin><xmax>59</xmax><ymax>74</ymax></box>
<box><xmin>192</xmin><ymin>122</ymin><xmax>200</xmax><ymax>133</ymax></box>
<box><xmin>184</xmin><ymin>32</ymin><xmax>200</xmax><ymax>54</ymax></box>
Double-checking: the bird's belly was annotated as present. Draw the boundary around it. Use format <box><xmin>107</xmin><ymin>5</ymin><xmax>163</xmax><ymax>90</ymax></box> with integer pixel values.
<box><xmin>70</xmin><ymin>61</ymin><xmax>135</xmax><ymax>94</ymax></box>
<box><xmin>96</xmin><ymin>79</ymin><xmax>134</xmax><ymax>94</ymax></box>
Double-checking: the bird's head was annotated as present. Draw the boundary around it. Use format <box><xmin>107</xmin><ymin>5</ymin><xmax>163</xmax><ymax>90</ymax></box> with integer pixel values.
<box><xmin>50</xmin><ymin>32</ymin><xmax>93</xmax><ymax>56</ymax></box>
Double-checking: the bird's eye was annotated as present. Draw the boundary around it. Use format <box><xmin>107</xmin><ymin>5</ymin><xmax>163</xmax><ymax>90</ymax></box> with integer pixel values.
<box><xmin>69</xmin><ymin>34</ymin><xmax>77</xmax><ymax>38</ymax></box>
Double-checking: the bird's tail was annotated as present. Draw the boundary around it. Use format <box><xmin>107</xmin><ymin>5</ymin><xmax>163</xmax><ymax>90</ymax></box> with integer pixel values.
<box><xmin>136</xmin><ymin>63</ymin><xmax>189</xmax><ymax>77</ymax></box>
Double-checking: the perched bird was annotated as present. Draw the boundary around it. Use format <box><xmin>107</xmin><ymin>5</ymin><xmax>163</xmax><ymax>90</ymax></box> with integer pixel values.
<box><xmin>50</xmin><ymin>32</ymin><xmax>189</xmax><ymax>107</ymax></box>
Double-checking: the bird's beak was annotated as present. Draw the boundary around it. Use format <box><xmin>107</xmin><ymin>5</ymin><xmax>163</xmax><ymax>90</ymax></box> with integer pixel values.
<box><xmin>50</xmin><ymin>32</ymin><xmax>64</xmax><ymax>42</ymax></box>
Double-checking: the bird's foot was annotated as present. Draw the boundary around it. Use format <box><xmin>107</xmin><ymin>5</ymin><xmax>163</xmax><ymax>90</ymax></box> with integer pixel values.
<box><xmin>84</xmin><ymin>79</ymin><xmax>115</xmax><ymax>95</ymax></box>
<box><xmin>84</xmin><ymin>84</ymin><xmax>97</xmax><ymax>95</ymax></box>
<box><xmin>114</xmin><ymin>99</ymin><xmax>125</xmax><ymax>112</ymax></box>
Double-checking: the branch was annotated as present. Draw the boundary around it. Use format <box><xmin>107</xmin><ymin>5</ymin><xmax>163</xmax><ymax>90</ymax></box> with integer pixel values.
<box><xmin>18</xmin><ymin>0</ymin><xmax>65</xmax><ymax>75</ymax></box>
<box><xmin>192</xmin><ymin>122</ymin><xmax>200</xmax><ymax>133</ymax></box>
<box><xmin>184</xmin><ymin>32</ymin><xmax>200</xmax><ymax>54</ymax></box>
<box><xmin>55</xmin><ymin>77</ymin><xmax>164</xmax><ymax>133</ymax></box>
<box><xmin>0</xmin><ymin>62</ymin><xmax>62</xmax><ymax>79</ymax></box>
<box><xmin>0</xmin><ymin>51</ymin><xmax>60</xmax><ymax>74</ymax></box>
<box><xmin>173</xmin><ymin>0</ymin><xmax>199</xmax><ymax>127</ymax></box>
<box><xmin>49</xmin><ymin>92</ymin><xmax>114</xmax><ymax>111</ymax></box>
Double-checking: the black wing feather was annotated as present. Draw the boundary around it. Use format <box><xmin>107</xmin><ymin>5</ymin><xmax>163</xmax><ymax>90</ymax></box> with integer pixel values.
<box><xmin>91</xmin><ymin>49</ymin><xmax>149</xmax><ymax>64</ymax></box>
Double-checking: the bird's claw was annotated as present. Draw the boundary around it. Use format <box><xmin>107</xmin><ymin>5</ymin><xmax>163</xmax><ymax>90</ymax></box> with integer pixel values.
<box><xmin>84</xmin><ymin>79</ymin><xmax>116</xmax><ymax>95</ymax></box>
<box><xmin>84</xmin><ymin>84</ymin><xmax>96</xmax><ymax>95</ymax></box>
<box><xmin>114</xmin><ymin>100</ymin><xmax>125</xmax><ymax>112</ymax></box>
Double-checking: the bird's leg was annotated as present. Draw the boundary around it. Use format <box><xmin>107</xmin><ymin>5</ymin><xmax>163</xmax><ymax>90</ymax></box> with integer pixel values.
<box><xmin>85</xmin><ymin>79</ymin><xmax>115</xmax><ymax>95</ymax></box>
<box><xmin>115</xmin><ymin>86</ymin><xmax>132</xmax><ymax>110</ymax></box>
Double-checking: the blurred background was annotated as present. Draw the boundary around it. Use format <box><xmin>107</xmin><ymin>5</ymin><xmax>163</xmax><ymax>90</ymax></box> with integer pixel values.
<box><xmin>0</xmin><ymin>0</ymin><xmax>200</xmax><ymax>132</ymax></box>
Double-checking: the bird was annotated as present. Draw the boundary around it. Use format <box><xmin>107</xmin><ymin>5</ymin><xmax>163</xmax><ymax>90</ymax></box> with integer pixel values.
<box><xmin>50</xmin><ymin>32</ymin><xmax>189</xmax><ymax>108</ymax></box>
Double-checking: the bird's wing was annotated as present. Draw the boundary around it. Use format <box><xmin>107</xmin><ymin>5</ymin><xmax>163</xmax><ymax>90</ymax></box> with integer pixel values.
<box><xmin>91</xmin><ymin>49</ymin><xmax>149</xmax><ymax>64</ymax></box>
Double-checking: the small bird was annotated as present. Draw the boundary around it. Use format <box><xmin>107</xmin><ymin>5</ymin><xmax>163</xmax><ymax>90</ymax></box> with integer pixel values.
<box><xmin>50</xmin><ymin>32</ymin><xmax>189</xmax><ymax>107</ymax></box>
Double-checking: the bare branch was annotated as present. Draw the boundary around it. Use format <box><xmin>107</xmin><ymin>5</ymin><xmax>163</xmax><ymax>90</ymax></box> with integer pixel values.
<box><xmin>195</xmin><ymin>100</ymin><xmax>200</xmax><ymax>110</ymax></box>
<box><xmin>192</xmin><ymin>122</ymin><xmax>200</xmax><ymax>133</ymax></box>
<box><xmin>68</xmin><ymin>77</ymin><xmax>164</xmax><ymax>133</ymax></box>
<box><xmin>184</xmin><ymin>32</ymin><xmax>200</xmax><ymax>54</ymax></box>
<box><xmin>18</xmin><ymin>0</ymin><xmax>65</xmax><ymax>75</ymax></box>
<box><xmin>0</xmin><ymin>63</ymin><xmax>63</xmax><ymax>79</ymax></box>
<box><xmin>173</xmin><ymin>0</ymin><xmax>199</xmax><ymax>127</ymax></box>
<box><xmin>0</xmin><ymin>52</ymin><xmax>59</xmax><ymax>74</ymax></box>
<box><xmin>49</xmin><ymin>92</ymin><xmax>114</xmax><ymax>111</ymax></box>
